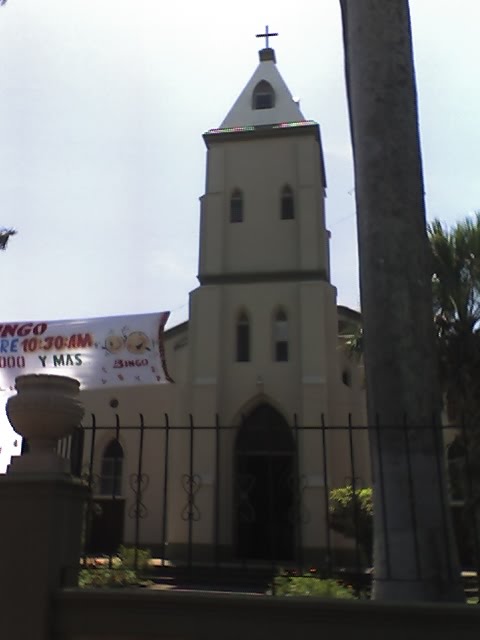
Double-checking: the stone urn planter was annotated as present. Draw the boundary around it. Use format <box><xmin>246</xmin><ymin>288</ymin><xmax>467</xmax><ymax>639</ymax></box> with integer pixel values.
<box><xmin>6</xmin><ymin>374</ymin><xmax>84</xmax><ymax>474</ymax></box>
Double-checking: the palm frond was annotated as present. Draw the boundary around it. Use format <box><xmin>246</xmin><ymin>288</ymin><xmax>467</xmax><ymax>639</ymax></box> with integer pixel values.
<box><xmin>339</xmin><ymin>322</ymin><xmax>364</xmax><ymax>361</ymax></box>
<box><xmin>0</xmin><ymin>228</ymin><xmax>16</xmax><ymax>250</ymax></box>
<box><xmin>428</xmin><ymin>213</ymin><xmax>480</xmax><ymax>331</ymax></box>
<box><xmin>429</xmin><ymin>213</ymin><xmax>480</xmax><ymax>424</ymax></box>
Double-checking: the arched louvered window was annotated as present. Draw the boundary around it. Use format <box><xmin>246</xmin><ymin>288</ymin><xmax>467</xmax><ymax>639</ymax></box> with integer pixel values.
<box><xmin>252</xmin><ymin>81</ymin><xmax>275</xmax><ymax>110</ymax></box>
<box><xmin>100</xmin><ymin>439</ymin><xmax>124</xmax><ymax>496</ymax></box>
<box><xmin>274</xmin><ymin>309</ymin><xmax>289</xmax><ymax>362</ymax></box>
<box><xmin>236</xmin><ymin>311</ymin><xmax>250</xmax><ymax>362</ymax></box>
<box><xmin>230</xmin><ymin>189</ymin><xmax>243</xmax><ymax>223</ymax></box>
<box><xmin>281</xmin><ymin>185</ymin><xmax>295</xmax><ymax>220</ymax></box>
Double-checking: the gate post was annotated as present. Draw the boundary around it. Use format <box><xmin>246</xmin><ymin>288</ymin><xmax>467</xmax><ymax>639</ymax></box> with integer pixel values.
<box><xmin>0</xmin><ymin>375</ymin><xmax>88</xmax><ymax>640</ymax></box>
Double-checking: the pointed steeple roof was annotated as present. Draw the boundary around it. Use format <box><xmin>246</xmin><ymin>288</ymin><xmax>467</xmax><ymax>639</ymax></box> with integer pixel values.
<box><xmin>219</xmin><ymin>48</ymin><xmax>306</xmax><ymax>129</ymax></box>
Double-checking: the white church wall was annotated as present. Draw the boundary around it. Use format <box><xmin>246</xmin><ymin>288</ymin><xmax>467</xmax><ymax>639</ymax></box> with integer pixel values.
<box><xmin>198</xmin><ymin>191</ymin><xmax>223</xmax><ymax>275</ymax></box>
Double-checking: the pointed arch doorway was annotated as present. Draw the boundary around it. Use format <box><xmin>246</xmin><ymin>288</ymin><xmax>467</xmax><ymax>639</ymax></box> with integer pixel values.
<box><xmin>235</xmin><ymin>404</ymin><xmax>295</xmax><ymax>561</ymax></box>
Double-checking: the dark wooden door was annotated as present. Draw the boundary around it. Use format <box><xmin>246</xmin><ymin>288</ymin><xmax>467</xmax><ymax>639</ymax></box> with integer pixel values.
<box><xmin>237</xmin><ymin>453</ymin><xmax>294</xmax><ymax>561</ymax></box>
<box><xmin>86</xmin><ymin>499</ymin><xmax>125</xmax><ymax>555</ymax></box>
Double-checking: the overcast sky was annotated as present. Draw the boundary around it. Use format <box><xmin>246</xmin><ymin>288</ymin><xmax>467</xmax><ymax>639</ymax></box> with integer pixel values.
<box><xmin>0</xmin><ymin>0</ymin><xmax>478</xmax><ymax>332</ymax></box>
<box><xmin>0</xmin><ymin>0</ymin><xmax>479</xmax><ymax>468</ymax></box>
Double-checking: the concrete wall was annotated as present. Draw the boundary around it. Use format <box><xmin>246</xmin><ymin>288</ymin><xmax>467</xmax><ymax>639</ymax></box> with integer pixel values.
<box><xmin>53</xmin><ymin>589</ymin><xmax>480</xmax><ymax>640</ymax></box>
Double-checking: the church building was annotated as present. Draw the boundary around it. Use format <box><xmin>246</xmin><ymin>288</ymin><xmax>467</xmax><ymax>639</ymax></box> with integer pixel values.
<box><xmin>80</xmin><ymin>37</ymin><xmax>368</xmax><ymax>566</ymax></box>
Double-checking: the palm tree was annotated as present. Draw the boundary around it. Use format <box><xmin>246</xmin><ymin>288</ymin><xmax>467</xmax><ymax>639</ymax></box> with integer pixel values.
<box><xmin>341</xmin><ymin>215</ymin><xmax>480</xmax><ymax>425</ymax></box>
<box><xmin>342</xmin><ymin>216</ymin><xmax>480</xmax><ymax>567</ymax></box>
<box><xmin>429</xmin><ymin>214</ymin><xmax>480</xmax><ymax>427</ymax></box>
<box><xmin>429</xmin><ymin>215</ymin><xmax>480</xmax><ymax>559</ymax></box>
<box><xmin>339</xmin><ymin>0</ymin><xmax>463</xmax><ymax>600</ymax></box>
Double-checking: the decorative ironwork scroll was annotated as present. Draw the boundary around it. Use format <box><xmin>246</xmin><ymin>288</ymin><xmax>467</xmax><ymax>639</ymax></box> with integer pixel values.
<box><xmin>181</xmin><ymin>473</ymin><xmax>202</xmax><ymax>522</ymax></box>
<box><xmin>128</xmin><ymin>472</ymin><xmax>150</xmax><ymax>519</ymax></box>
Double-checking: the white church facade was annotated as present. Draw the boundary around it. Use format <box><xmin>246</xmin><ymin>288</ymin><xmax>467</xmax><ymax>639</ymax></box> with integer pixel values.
<box><xmin>80</xmin><ymin>43</ymin><xmax>368</xmax><ymax>565</ymax></box>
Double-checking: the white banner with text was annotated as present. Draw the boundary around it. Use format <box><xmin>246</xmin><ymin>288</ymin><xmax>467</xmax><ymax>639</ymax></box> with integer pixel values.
<box><xmin>0</xmin><ymin>311</ymin><xmax>172</xmax><ymax>391</ymax></box>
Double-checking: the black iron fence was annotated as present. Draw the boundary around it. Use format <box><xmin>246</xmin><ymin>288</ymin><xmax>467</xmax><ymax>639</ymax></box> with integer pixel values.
<box><xmin>54</xmin><ymin>415</ymin><xmax>480</xmax><ymax>598</ymax></box>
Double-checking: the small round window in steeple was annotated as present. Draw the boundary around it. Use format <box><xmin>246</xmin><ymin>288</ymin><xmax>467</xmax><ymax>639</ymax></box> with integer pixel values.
<box><xmin>252</xmin><ymin>81</ymin><xmax>275</xmax><ymax>110</ymax></box>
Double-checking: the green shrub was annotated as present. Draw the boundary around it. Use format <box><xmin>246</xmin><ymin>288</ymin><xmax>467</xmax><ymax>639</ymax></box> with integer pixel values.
<box><xmin>272</xmin><ymin>572</ymin><xmax>355</xmax><ymax>599</ymax></box>
<box><xmin>79</xmin><ymin>566</ymin><xmax>139</xmax><ymax>588</ymax></box>
<box><xmin>329</xmin><ymin>486</ymin><xmax>373</xmax><ymax>564</ymax></box>
<box><xmin>79</xmin><ymin>547</ymin><xmax>152</xmax><ymax>588</ymax></box>
<box><xmin>118</xmin><ymin>545</ymin><xmax>152</xmax><ymax>573</ymax></box>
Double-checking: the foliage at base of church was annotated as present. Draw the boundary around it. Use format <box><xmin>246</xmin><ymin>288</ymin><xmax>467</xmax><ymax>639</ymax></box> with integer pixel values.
<box><xmin>79</xmin><ymin>563</ymin><xmax>139</xmax><ymax>588</ymax></box>
<box><xmin>270</xmin><ymin>572</ymin><xmax>355</xmax><ymax>599</ymax></box>
<box><xmin>79</xmin><ymin>546</ymin><xmax>152</xmax><ymax>588</ymax></box>
<box><xmin>117</xmin><ymin>545</ymin><xmax>152</xmax><ymax>572</ymax></box>
<box><xmin>328</xmin><ymin>486</ymin><xmax>373</xmax><ymax>565</ymax></box>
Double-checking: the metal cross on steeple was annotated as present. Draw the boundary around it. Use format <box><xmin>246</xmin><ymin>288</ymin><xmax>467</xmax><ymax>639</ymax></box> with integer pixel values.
<box><xmin>255</xmin><ymin>25</ymin><xmax>278</xmax><ymax>49</ymax></box>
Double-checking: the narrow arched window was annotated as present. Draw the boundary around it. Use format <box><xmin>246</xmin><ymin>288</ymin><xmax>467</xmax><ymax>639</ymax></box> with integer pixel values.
<box><xmin>252</xmin><ymin>81</ymin><xmax>275</xmax><ymax>110</ymax></box>
<box><xmin>230</xmin><ymin>189</ymin><xmax>243</xmax><ymax>223</ymax></box>
<box><xmin>100</xmin><ymin>439</ymin><xmax>124</xmax><ymax>496</ymax></box>
<box><xmin>236</xmin><ymin>312</ymin><xmax>250</xmax><ymax>362</ymax></box>
<box><xmin>274</xmin><ymin>309</ymin><xmax>288</xmax><ymax>362</ymax></box>
<box><xmin>281</xmin><ymin>185</ymin><xmax>294</xmax><ymax>220</ymax></box>
<box><xmin>447</xmin><ymin>438</ymin><xmax>466</xmax><ymax>502</ymax></box>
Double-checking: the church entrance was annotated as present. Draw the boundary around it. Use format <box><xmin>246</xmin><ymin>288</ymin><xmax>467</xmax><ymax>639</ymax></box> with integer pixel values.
<box><xmin>235</xmin><ymin>404</ymin><xmax>295</xmax><ymax>561</ymax></box>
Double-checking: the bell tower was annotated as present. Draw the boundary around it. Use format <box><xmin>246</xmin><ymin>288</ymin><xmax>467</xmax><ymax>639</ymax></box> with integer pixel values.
<box><xmin>186</xmin><ymin>38</ymin><xmax>340</xmax><ymax>426</ymax></box>
<box><xmin>198</xmin><ymin>40</ymin><xmax>330</xmax><ymax>285</ymax></box>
